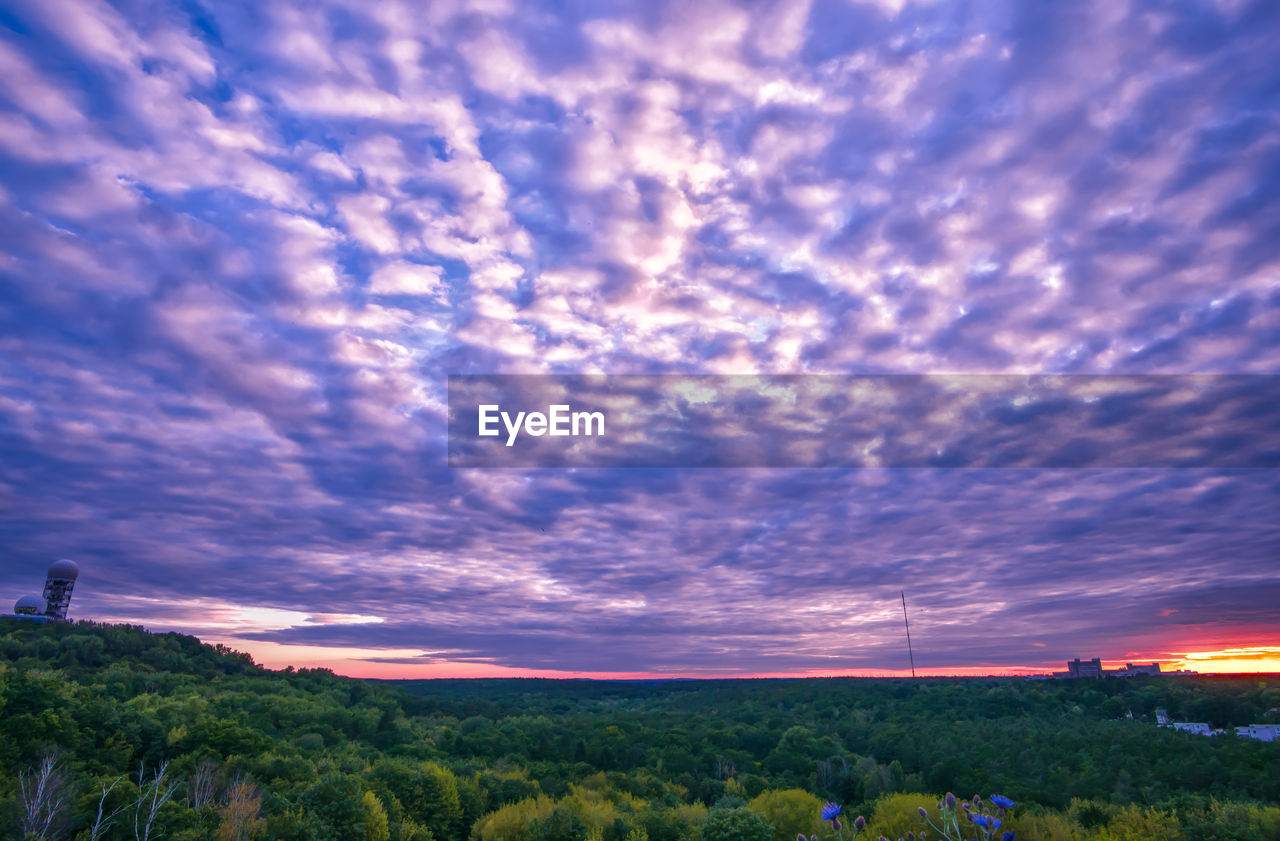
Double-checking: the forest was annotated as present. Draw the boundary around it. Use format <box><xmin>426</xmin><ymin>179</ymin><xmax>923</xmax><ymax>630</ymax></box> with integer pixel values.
<box><xmin>1</xmin><ymin>619</ymin><xmax>1277</xmax><ymax>841</ymax></box>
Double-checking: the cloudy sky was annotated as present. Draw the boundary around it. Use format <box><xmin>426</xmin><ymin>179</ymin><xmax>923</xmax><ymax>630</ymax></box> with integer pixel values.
<box><xmin>1</xmin><ymin>0</ymin><xmax>1278</xmax><ymax>677</ymax></box>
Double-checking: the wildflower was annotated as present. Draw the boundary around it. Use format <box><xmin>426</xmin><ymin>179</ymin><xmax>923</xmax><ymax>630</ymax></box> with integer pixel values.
<box><xmin>907</xmin><ymin>834</ymin><xmax>916</xmax><ymax>840</ymax></box>
<box><xmin>917</xmin><ymin>807</ymin><xmax>928</xmax><ymax>818</ymax></box>
<box><xmin>798</xmin><ymin>834</ymin><xmax>806</xmax><ymax>841</ymax></box>
<box><xmin>821</xmin><ymin>802</ymin><xmax>843</xmax><ymax>822</ymax></box>
<box><xmin>944</xmin><ymin>793</ymin><xmax>957</xmax><ymax>809</ymax></box>
<box><xmin>971</xmin><ymin>816</ymin><xmax>989</xmax><ymax>828</ymax></box>
<box><xmin>854</xmin><ymin>816</ymin><xmax>866</xmax><ymax>831</ymax></box>
<box><xmin>1000</xmin><ymin>833</ymin><xmax>1016</xmax><ymax>841</ymax></box>
<box><xmin>973</xmin><ymin>795</ymin><xmax>982</xmax><ymax>805</ymax></box>
<box><xmin>990</xmin><ymin>795</ymin><xmax>1014</xmax><ymax>810</ymax></box>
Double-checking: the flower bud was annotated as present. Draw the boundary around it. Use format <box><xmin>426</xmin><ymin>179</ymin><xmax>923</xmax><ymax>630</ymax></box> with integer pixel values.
<box><xmin>854</xmin><ymin>816</ymin><xmax>866</xmax><ymax>830</ymax></box>
<box><xmin>798</xmin><ymin>834</ymin><xmax>806</xmax><ymax>841</ymax></box>
<box><xmin>944</xmin><ymin>793</ymin><xmax>957</xmax><ymax>809</ymax></box>
<box><xmin>918</xmin><ymin>807</ymin><xmax>928</xmax><ymax>818</ymax></box>
<box><xmin>833</xmin><ymin>819</ymin><xmax>841</xmax><ymax>831</ymax></box>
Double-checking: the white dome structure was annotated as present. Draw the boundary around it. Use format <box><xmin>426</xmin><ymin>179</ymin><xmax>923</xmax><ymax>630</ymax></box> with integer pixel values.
<box><xmin>47</xmin><ymin>559</ymin><xmax>80</xmax><ymax>580</ymax></box>
<box><xmin>14</xmin><ymin>594</ymin><xmax>46</xmax><ymax>616</ymax></box>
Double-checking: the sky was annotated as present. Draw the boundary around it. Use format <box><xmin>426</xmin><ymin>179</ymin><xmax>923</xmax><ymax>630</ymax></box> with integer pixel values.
<box><xmin>0</xmin><ymin>0</ymin><xmax>1278</xmax><ymax>678</ymax></box>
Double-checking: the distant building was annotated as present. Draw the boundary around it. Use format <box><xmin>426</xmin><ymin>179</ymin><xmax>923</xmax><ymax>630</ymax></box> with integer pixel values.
<box><xmin>1236</xmin><ymin>725</ymin><xmax>1280</xmax><ymax>742</ymax></box>
<box><xmin>1155</xmin><ymin>708</ymin><xmax>1171</xmax><ymax>726</ymax></box>
<box><xmin>1171</xmin><ymin>722</ymin><xmax>1212</xmax><ymax>735</ymax></box>
<box><xmin>1050</xmin><ymin>658</ymin><xmax>1170</xmax><ymax>679</ymax></box>
<box><xmin>42</xmin><ymin>559</ymin><xmax>79</xmax><ymax>621</ymax></box>
<box><xmin>1067</xmin><ymin>658</ymin><xmax>1104</xmax><ymax>678</ymax></box>
<box><xmin>1115</xmin><ymin>662</ymin><xmax>1161</xmax><ymax>676</ymax></box>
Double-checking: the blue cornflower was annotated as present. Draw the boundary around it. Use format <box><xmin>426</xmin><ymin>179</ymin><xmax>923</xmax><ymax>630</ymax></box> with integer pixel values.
<box><xmin>1000</xmin><ymin>832</ymin><xmax>1016</xmax><ymax>841</ymax></box>
<box><xmin>973</xmin><ymin>815</ymin><xmax>1001</xmax><ymax>830</ymax></box>
<box><xmin>990</xmin><ymin>795</ymin><xmax>1015</xmax><ymax>810</ymax></box>
<box><xmin>821</xmin><ymin>802</ymin><xmax>843</xmax><ymax>822</ymax></box>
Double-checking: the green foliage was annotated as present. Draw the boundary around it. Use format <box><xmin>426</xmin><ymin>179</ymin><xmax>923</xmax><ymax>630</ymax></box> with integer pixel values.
<box><xmin>866</xmin><ymin>792</ymin><xmax>940</xmax><ymax>840</ymax></box>
<box><xmin>531</xmin><ymin>806</ymin><xmax>587</xmax><ymax>841</ymax></box>
<box><xmin>747</xmin><ymin>788</ymin><xmax>825</xmax><ymax>841</ymax></box>
<box><xmin>1087</xmin><ymin>804</ymin><xmax>1184</xmax><ymax>841</ymax></box>
<box><xmin>364</xmin><ymin>791</ymin><xmax>391</xmax><ymax>841</ymax></box>
<box><xmin>700</xmin><ymin>806</ymin><xmax>773</xmax><ymax>841</ymax></box>
<box><xmin>299</xmin><ymin>772</ymin><xmax>370</xmax><ymax>839</ymax></box>
<box><xmin>1</xmin><ymin>621</ymin><xmax>1278</xmax><ymax>841</ymax></box>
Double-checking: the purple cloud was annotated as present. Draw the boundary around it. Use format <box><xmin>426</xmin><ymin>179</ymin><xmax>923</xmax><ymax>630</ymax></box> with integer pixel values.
<box><xmin>1</xmin><ymin>0</ymin><xmax>1277</xmax><ymax>675</ymax></box>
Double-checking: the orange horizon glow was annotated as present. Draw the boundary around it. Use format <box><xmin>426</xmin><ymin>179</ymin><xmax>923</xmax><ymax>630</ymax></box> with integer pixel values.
<box><xmin>233</xmin><ymin>642</ymin><xmax>1280</xmax><ymax>680</ymax></box>
<box><xmin>85</xmin><ymin>607</ymin><xmax>1280</xmax><ymax>679</ymax></box>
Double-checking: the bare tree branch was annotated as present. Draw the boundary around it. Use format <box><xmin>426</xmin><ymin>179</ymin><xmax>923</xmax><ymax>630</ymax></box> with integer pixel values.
<box><xmin>133</xmin><ymin>761</ymin><xmax>181</xmax><ymax>841</ymax></box>
<box><xmin>189</xmin><ymin>759</ymin><xmax>220</xmax><ymax>809</ymax></box>
<box><xmin>88</xmin><ymin>775</ymin><xmax>128</xmax><ymax>841</ymax></box>
<box><xmin>18</xmin><ymin>754</ymin><xmax>67</xmax><ymax>840</ymax></box>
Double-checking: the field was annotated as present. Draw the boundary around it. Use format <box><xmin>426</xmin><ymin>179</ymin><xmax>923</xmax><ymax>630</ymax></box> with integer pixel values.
<box><xmin>2</xmin><ymin>621</ymin><xmax>1278</xmax><ymax>840</ymax></box>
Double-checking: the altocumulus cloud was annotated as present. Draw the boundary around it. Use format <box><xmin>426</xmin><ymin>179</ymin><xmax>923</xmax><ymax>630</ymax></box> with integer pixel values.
<box><xmin>0</xmin><ymin>0</ymin><xmax>1277</xmax><ymax>675</ymax></box>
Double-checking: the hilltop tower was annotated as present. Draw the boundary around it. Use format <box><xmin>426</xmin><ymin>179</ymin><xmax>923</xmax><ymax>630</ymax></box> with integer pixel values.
<box><xmin>42</xmin><ymin>559</ymin><xmax>79</xmax><ymax>621</ymax></box>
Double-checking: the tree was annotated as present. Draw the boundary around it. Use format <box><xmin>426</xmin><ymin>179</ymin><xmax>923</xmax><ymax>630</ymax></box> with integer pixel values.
<box><xmin>18</xmin><ymin>754</ymin><xmax>67</xmax><ymax>841</ymax></box>
<box><xmin>531</xmin><ymin>807</ymin><xmax>587</xmax><ymax>841</ymax></box>
<box><xmin>189</xmin><ymin>759</ymin><xmax>220</xmax><ymax>810</ymax></box>
<box><xmin>700</xmin><ymin>806</ymin><xmax>773</xmax><ymax>841</ymax></box>
<box><xmin>747</xmin><ymin>789</ymin><xmax>825</xmax><ymax>841</ymax></box>
<box><xmin>133</xmin><ymin>761</ymin><xmax>181</xmax><ymax>841</ymax></box>
<box><xmin>216</xmin><ymin>777</ymin><xmax>266</xmax><ymax>841</ymax></box>
<box><xmin>363</xmin><ymin>791</ymin><xmax>390</xmax><ymax>841</ymax></box>
<box><xmin>87</xmin><ymin>775</ymin><xmax>129</xmax><ymax>841</ymax></box>
<box><xmin>299</xmin><ymin>773</ymin><xmax>368</xmax><ymax>839</ymax></box>
<box><xmin>420</xmin><ymin>762</ymin><xmax>464</xmax><ymax>841</ymax></box>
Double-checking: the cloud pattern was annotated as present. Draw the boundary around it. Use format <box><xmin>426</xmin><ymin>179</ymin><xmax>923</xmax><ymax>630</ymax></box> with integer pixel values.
<box><xmin>0</xmin><ymin>0</ymin><xmax>1278</xmax><ymax>674</ymax></box>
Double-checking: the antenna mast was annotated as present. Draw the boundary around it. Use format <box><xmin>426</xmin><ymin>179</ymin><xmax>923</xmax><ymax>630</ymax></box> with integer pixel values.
<box><xmin>901</xmin><ymin>590</ymin><xmax>916</xmax><ymax>678</ymax></box>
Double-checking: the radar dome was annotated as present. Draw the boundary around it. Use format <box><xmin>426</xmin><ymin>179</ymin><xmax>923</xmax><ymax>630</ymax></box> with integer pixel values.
<box><xmin>14</xmin><ymin>594</ymin><xmax>46</xmax><ymax>616</ymax></box>
<box><xmin>47</xmin><ymin>559</ymin><xmax>80</xmax><ymax>580</ymax></box>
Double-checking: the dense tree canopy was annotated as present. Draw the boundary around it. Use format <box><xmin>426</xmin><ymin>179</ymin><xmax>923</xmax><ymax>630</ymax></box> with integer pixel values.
<box><xmin>1</xmin><ymin>620</ymin><xmax>1277</xmax><ymax>840</ymax></box>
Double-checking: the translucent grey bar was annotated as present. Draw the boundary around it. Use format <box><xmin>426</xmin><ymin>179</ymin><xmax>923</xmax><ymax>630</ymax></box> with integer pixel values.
<box><xmin>447</xmin><ymin>375</ymin><xmax>1280</xmax><ymax>468</ymax></box>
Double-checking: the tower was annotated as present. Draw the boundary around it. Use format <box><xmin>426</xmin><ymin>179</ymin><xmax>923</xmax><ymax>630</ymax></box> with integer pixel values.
<box><xmin>42</xmin><ymin>559</ymin><xmax>79</xmax><ymax>621</ymax></box>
